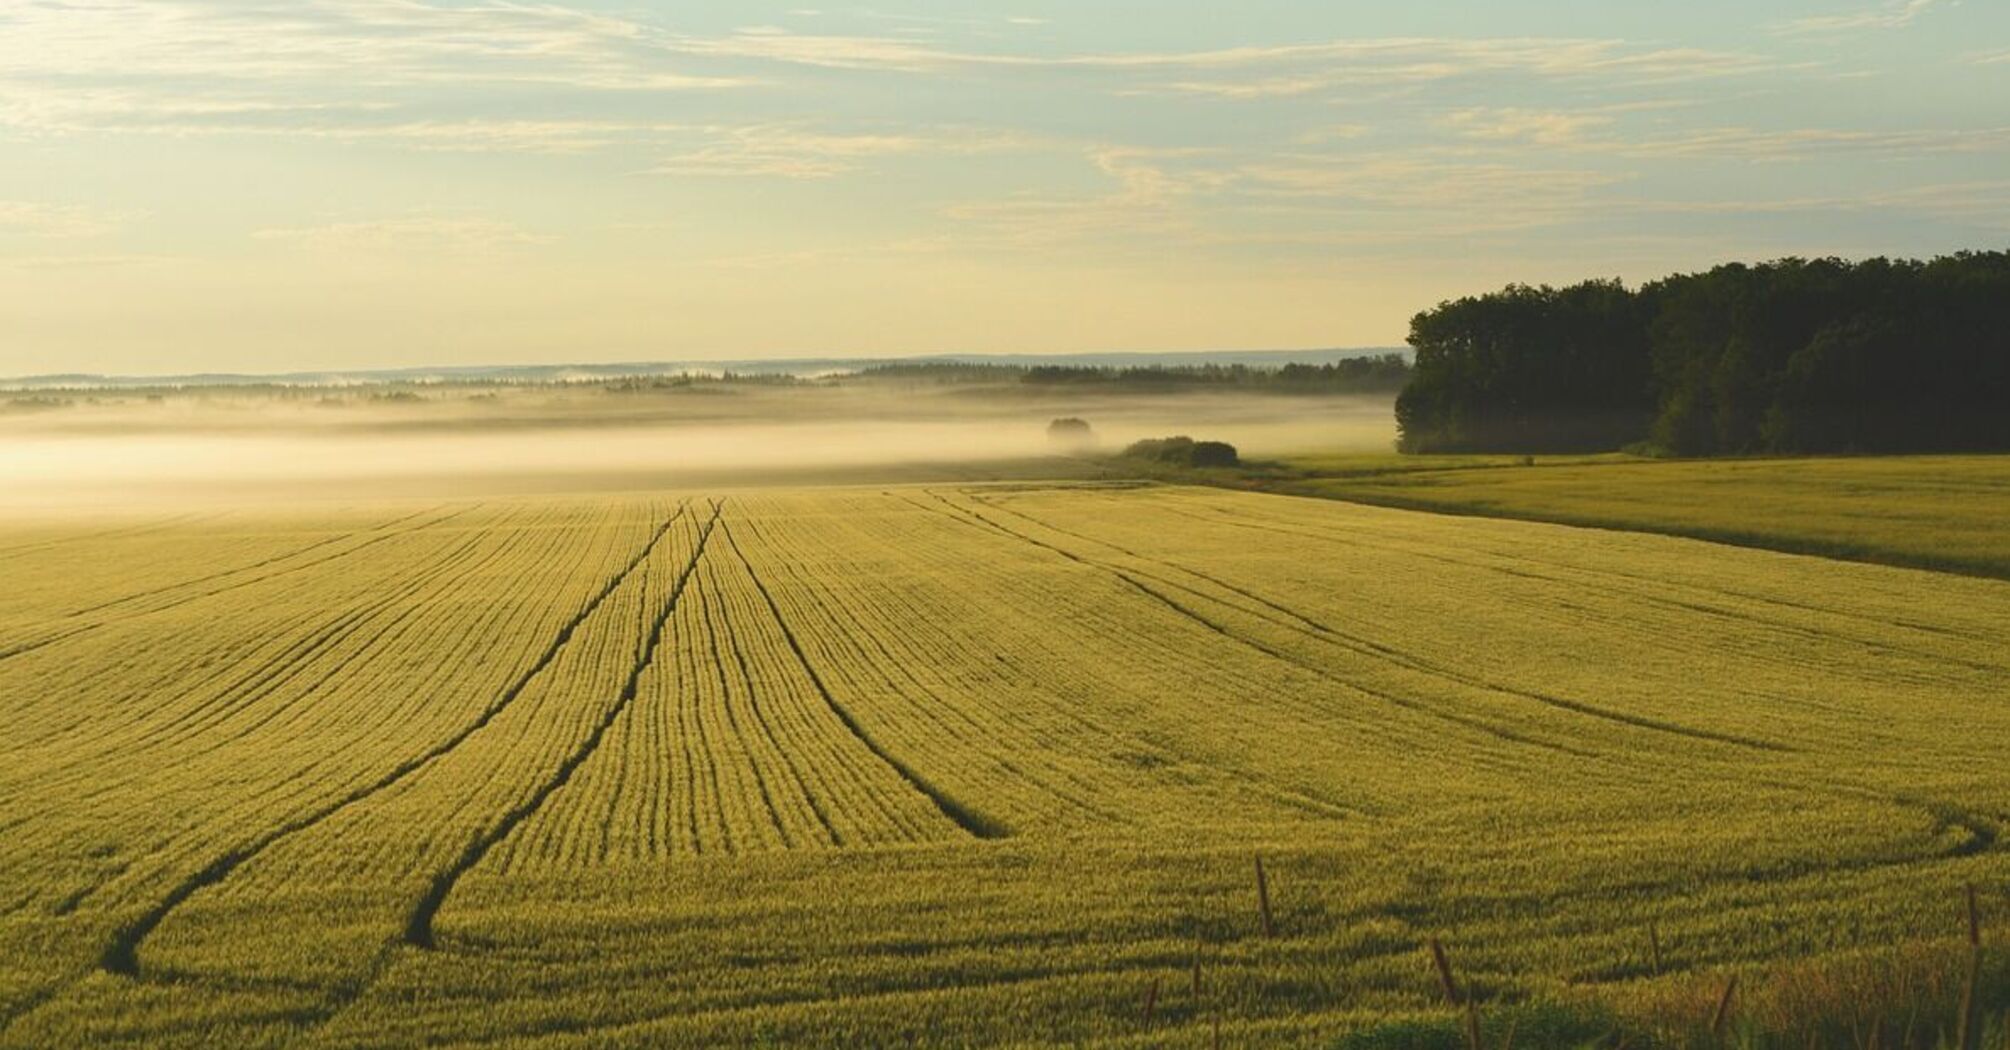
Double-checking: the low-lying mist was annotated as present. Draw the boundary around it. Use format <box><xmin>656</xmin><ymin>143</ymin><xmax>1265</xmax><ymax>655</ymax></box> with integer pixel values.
<box><xmin>0</xmin><ymin>385</ymin><xmax>1397</xmax><ymax>512</ymax></box>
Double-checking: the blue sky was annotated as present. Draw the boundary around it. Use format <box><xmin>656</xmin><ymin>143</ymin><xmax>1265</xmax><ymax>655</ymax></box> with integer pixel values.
<box><xmin>0</xmin><ymin>0</ymin><xmax>2005</xmax><ymax>374</ymax></box>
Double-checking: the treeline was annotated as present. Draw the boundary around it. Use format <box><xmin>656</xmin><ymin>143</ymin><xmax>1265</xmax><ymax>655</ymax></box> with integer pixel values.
<box><xmin>851</xmin><ymin>363</ymin><xmax>1022</xmax><ymax>383</ymax></box>
<box><xmin>1396</xmin><ymin>252</ymin><xmax>2010</xmax><ymax>454</ymax></box>
<box><xmin>857</xmin><ymin>356</ymin><xmax>1411</xmax><ymax>394</ymax></box>
<box><xmin>1022</xmin><ymin>355</ymin><xmax>1410</xmax><ymax>394</ymax></box>
<box><xmin>603</xmin><ymin>372</ymin><xmax>807</xmax><ymax>393</ymax></box>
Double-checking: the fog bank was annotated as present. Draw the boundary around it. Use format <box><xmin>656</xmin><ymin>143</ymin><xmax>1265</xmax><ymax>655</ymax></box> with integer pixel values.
<box><xmin>1</xmin><ymin>389</ymin><xmax>1396</xmax><ymax>511</ymax></box>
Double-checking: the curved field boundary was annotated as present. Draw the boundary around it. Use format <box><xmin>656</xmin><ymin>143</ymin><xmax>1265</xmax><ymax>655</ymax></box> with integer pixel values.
<box><xmin>1153</xmin><ymin>495</ymin><xmax>2008</xmax><ymax>677</ymax></box>
<box><xmin>97</xmin><ymin>502</ymin><xmax>692</xmax><ymax>977</ymax></box>
<box><xmin>403</xmin><ymin>500</ymin><xmax>722</xmax><ymax>949</ymax></box>
<box><xmin>1254</xmin><ymin>480</ymin><xmax>2010</xmax><ymax>582</ymax></box>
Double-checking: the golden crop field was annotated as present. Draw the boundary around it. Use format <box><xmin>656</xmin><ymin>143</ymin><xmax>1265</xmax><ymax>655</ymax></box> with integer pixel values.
<box><xmin>1243</xmin><ymin>454</ymin><xmax>2010</xmax><ymax>580</ymax></box>
<box><xmin>2</xmin><ymin>484</ymin><xmax>2007</xmax><ymax>1048</ymax></box>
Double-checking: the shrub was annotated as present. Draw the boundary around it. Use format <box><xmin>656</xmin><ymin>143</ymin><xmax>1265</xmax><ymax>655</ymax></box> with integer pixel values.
<box><xmin>1122</xmin><ymin>436</ymin><xmax>1240</xmax><ymax>468</ymax></box>
<box><xmin>1046</xmin><ymin>418</ymin><xmax>1096</xmax><ymax>452</ymax></box>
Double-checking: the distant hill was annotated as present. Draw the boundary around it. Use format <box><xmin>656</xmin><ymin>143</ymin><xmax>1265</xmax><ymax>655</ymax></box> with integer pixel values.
<box><xmin>2</xmin><ymin>348</ymin><xmax>1406</xmax><ymax>390</ymax></box>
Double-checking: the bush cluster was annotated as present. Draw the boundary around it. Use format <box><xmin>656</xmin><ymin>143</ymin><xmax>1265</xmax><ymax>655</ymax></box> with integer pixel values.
<box><xmin>1122</xmin><ymin>436</ymin><xmax>1240</xmax><ymax>467</ymax></box>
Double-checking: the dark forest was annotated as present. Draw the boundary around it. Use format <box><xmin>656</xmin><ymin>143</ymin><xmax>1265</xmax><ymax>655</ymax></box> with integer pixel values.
<box><xmin>1397</xmin><ymin>252</ymin><xmax>2010</xmax><ymax>455</ymax></box>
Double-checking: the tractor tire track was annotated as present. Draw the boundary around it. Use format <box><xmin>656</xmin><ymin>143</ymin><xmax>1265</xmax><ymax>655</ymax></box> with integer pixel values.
<box><xmin>97</xmin><ymin>513</ymin><xmax>503</xmax><ymax>765</ymax></box>
<box><xmin>0</xmin><ymin>515</ymin><xmax>509</xmax><ymax>821</ymax></box>
<box><xmin>705</xmin><ymin>558</ymin><xmax>829</xmax><ymax>848</ymax></box>
<box><xmin>0</xmin><ymin>512</ymin><xmax>215</xmax><ymax>563</ymax></box>
<box><xmin>720</xmin><ymin>510</ymin><xmax>988</xmax><ymax>845</ymax></box>
<box><xmin>964</xmin><ymin>490</ymin><xmax>1784</xmax><ymax>752</ymax></box>
<box><xmin>1160</xmin><ymin>498</ymin><xmax>2006</xmax><ymax>676</ymax></box>
<box><xmin>95</xmin><ymin>502</ymin><xmax>691</xmax><ymax>977</ymax></box>
<box><xmin>0</xmin><ymin>505</ymin><xmax>481</xmax><ymax>666</ymax></box>
<box><xmin>940</xmin><ymin>492</ymin><xmax>1787</xmax><ymax>755</ymax></box>
<box><xmin>917</xmin><ymin>492</ymin><xmax>1577</xmax><ymax>755</ymax></box>
<box><xmin>694</xmin><ymin>559</ymin><xmax>799</xmax><ymax>850</ymax></box>
<box><xmin>403</xmin><ymin>499</ymin><xmax>721</xmax><ymax>949</ymax></box>
<box><xmin>14</xmin><ymin>507</ymin><xmax>507</xmax><ymax>792</ymax></box>
<box><xmin>906</xmin><ymin>491</ymin><xmax>1406</xmax><ymax>790</ymax></box>
<box><xmin>0</xmin><ymin>980</ymin><xmax>69</xmax><ymax>1039</ymax></box>
<box><xmin>719</xmin><ymin>516</ymin><xmax>1006</xmax><ymax>841</ymax></box>
<box><xmin>740</xmin><ymin>504</ymin><xmax>1121</xmax><ymax>828</ymax></box>
<box><xmin>64</xmin><ymin>505</ymin><xmax>445</xmax><ymax>618</ymax></box>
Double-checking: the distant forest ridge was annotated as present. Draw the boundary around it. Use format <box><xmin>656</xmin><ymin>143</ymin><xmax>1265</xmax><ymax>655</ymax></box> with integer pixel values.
<box><xmin>2</xmin><ymin>347</ymin><xmax>1406</xmax><ymax>391</ymax></box>
<box><xmin>848</xmin><ymin>354</ymin><xmax>1410</xmax><ymax>394</ymax></box>
<box><xmin>1397</xmin><ymin>251</ymin><xmax>2010</xmax><ymax>455</ymax></box>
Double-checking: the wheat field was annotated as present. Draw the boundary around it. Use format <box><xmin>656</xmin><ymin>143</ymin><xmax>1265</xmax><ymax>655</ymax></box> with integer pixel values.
<box><xmin>1253</xmin><ymin>454</ymin><xmax>2010</xmax><ymax>580</ymax></box>
<box><xmin>2</xmin><ymin>484</ymin><xmax>2007</xmax><ymax>1047</ymax></box>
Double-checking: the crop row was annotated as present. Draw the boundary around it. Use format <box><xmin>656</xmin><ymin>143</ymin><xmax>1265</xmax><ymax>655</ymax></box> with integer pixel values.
<box><xmin>490</xmin><ymin>512</ymin><xmax>976</xmax><ymax>870</ymax></box>
<box><xmin>0</xmin><ymin>498</ymin><xmax>673</xmax><ymax>1018</ymax></box>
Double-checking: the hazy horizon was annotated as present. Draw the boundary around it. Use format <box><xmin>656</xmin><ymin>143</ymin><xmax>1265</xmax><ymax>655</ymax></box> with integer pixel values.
<box><xmin>0</xmin><ymin>344</ymin><xmax>1402</xmax><ymax>385</ymax></box>
<box><xmin>0</xmin><ymin>379</ymin><xmax>1402</xmax><ymax>510</ymax></box>
<box><xmin>4</xmin><ymin>0</ymin><xmax>2006</xmax><ymax>376</ymax></box>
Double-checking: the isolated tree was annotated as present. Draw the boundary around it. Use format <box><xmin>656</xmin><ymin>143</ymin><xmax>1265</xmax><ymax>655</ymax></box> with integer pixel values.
<box><xmin>1046</xmin><ymin>418</ymin><xmax>1096</xmax><ymax>452</ymax></box>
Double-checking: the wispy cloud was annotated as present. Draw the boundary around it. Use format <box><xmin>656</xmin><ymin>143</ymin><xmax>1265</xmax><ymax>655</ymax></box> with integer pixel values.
<box><xmin>0</xmin><ymin>0</ymin><xmax>751</xmax><ymax>108</ymax></box>
<box><xmin>0</xmin><ymin>84</ymin><xmax>696</xmax><ymax>153</ymax></box>
<box><xmin>1431</xmin><ymin>102</ymin><xmax>2010</xmax><ymax>162</ymax></box>
<box><xmin>1776</xmin><ymin>0</ymin><xmax>1943</xmax><ymax>34</ymax></box>
<box><xmin>320</xmin><ymin>119</ymin><xmax>685</xmax><ymax>155</ymax></box>
<box><xmin>0</xmin><ymin>252</ymin><xmax>174</xmax><ymax>271</ymax></box>
<box><xmin>1235</xmin><ymin>157</ymin><xmax>1626</xmax><ymax>216</ymax></box>
<box><xmin>251</xmin><ymin>215</ymin><xmax>549</xmax><ymax>254</ymax></box>
<box><xmin>664</xmin><ymin>26</ymin><xmax>952</xmax><ymax>73</ymax></box>
<box><xmin>0</xmin><ymin>2</ymin><xmax>1792</xmax><ymax>156</ymax></box>
<box><xmin>645</xmin><ymin>124</ymin><xmax>1041</xmax><ymax>178</ymax></box>
<box><xmin>668</xmin><ymin>28</ymin><xmax>1780</xmax><ymax>92</ymax></box>
<box><xmin>1292</xmin><ymin>124</ymin><xmax>1374</xmax><ymax>145</ymax></box>
<box><xmin>1135</xmin><ymin>41</ymin><xmax>1780</xmax><ymax>98</ymax></box>
<box><xmin>0</xmin><ymin>86</ymin><xmax>397</xmax><ymax>137</ymax></box>
<box><xmin>1</xmin><ymin>0</ymin><xmax>2003</xmax><ymax>372</ymax></box>
<box><xmin>940</xmin><ymin>147</ymin><xmax>1226</xmax><ymax>249</ymax></box>
<box><xmin>1440</xmin><ymin>107</ymin><xmax>1618</xmax><ymax>147</ymax></box>
<box><xmin>1640</xmin><ymin>180</ymin><xmax>2010</xmax><ymax>227</ymax></box>
<box><xmin>939</xmin><ymin>143</ymin><xmax>1629</xmax><ymax>255</ymax></box>
<box><xmin>0</xmin><ymin>200</ymin><xmax>128</xmax><ymax>238</ymax></box>
<box><xmin>1614</xmin><ymin>125</ymin><xmax>2010</xmax><ymax>160</ymax></box>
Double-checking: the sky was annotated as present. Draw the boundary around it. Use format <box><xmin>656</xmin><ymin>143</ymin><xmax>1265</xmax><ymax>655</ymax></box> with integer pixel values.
<box><xmin>0</xmin><ymin>0</ymin><xmax>2006</xmax><ymax>376</ymax></box>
